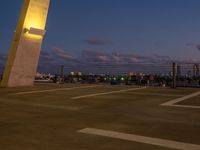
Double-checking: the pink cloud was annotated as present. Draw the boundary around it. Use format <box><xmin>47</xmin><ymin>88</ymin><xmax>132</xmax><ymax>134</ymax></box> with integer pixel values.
<box><xmin>129</xmin><ymin>57</ymin><xmax>139</xmax><ymax>63</ymax></box>
<box><xmin>98</xmin><ymin>55</ymin><xmax>109</xmax><ymax>61</ymax></box>
<box><xmin>82</xmin><ymin>49</ymin><xmax>110</xmax><ymax>62</ymax></box>
<box><xmin>52</xmin><ymin>47</ymin><xmax>74</xmax><ymax>60</ymax></box>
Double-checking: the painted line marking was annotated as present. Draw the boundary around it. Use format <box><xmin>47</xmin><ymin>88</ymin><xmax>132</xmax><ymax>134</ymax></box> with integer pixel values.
<box><xmin>161</xmin><ymin>91</ymin><xmax>200</xmax><ymax>109</ymax></box>
<box><xmin>161</xmin><ymin>91</ymin><xmax>200</xmax><ymax>106</ymax></box>
<box><xmin>70</xmin><ymin>87</ymin><xmax>147</xmax><ymax>100</ymax></box>
<box><xmin>131</xmin><ymin>92</ymin><xmax>184</xmax><ymax>97</ymax></box>
<box><xmin>78</xmin><ymin>128</ymin><xmax>200</xmax><ymax>150</ymax></box>
<box><xmin>15</xmin><ymin>85</ymin><xmax>102</xmax><ymax>95</ymax></box>
<box><xmin>167</xmin><ymin>104</ymin><xmax>200</xmax><ymax>109</ymax></box>
<box><xmin>0</xmin><ymin>98</ymin><xmax>80</xmax><ymax>111</ymax></box>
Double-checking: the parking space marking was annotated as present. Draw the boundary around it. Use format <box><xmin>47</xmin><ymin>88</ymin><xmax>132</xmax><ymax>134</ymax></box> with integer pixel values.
<box><xmin>78</xmin><ymin>128</ymin><xmax>200</xmax><ymax>150</ymax></box>
<box><xmin>131</xmin><ymin>92</ymin><xmax>184</xmax><ymax>97</ymax></box>
<box><xmin>168</xmin><ymin>104</ymin><xmax>200</xmax><ymax>109</ymax></box>
<box><xmin>70</xmin><ymin>87</ymin><xmax>147</xmax><ymax>99</ymax></box>
<box><xmin>15</xmin><ymin>85</ymin><xmax>102</xmax><ymax>95</ymax></box>
<box><xmin>161</xmin><ymin>91</ymin><xmax>200</xmax><ymax>109</ymax></box>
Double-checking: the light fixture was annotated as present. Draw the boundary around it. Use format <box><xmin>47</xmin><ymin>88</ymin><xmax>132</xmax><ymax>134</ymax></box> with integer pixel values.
<box><xmin>24</xmin><ymin>27</ymin><xmax>46</xmax><ymax>36</ymax></box>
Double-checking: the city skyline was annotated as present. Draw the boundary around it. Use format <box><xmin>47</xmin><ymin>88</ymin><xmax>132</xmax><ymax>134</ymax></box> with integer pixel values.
<box><xmin>1</xmin><ymin>0</ymin><xmax>200</xmax><ymax>74</ymax></box>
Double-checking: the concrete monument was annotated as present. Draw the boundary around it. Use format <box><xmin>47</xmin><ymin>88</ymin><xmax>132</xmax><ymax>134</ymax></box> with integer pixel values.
<box><xmin>1</xmin><ymin>0</ymin><xmax>50</xmax><ymax>87</ymax></box>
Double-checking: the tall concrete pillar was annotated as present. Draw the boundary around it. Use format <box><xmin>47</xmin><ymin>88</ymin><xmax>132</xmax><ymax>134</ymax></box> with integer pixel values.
<box><xmin>1</xmin><ymin>0</ymin><xmax>50</xmax><ymax>87</ymax></box>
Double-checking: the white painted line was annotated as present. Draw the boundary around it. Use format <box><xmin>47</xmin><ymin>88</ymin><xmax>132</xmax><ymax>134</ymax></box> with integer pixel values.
<box><xmin>71</xmin><ymin>87</ymin><xmax>147</xmax><ymax>100</ymax></box>
<box><xmin>161</xmin><ymin>91</ymin><xmax>200</xmax><ymax>106</ymax></box>
<box><xmin>132</xmin><ymin>92</ymin><xmax>184</xmax><ymax>97</ymax></box>
<box><xmin>168</xmin><ymin>104</ymin><xmax>200</xmax><ymax>109</ymax></box>
<box><xmin>0</xmin><ymin>98</ymin><xmax>80</xmax><ymax>111</ymax></box>
<box><xmin>78</xmin><ymin>128</ymin><xmax>200</xmax><ymax>150</ymax></box>
<box><xmin>15</xmin><ymin>85</ymin><xmax>102</xmax><ymax>95</ymax></box>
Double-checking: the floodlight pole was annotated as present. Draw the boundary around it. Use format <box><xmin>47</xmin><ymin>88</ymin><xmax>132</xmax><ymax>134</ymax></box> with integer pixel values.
<box><xmin>61</xmin><ymin>65</ymin><xmax>64</xmax><ymax>83</ymax></box>
<box><xmin>172</xmin><ymin>62</ymin><xmax>177</xmax><ymax>89</ymax></box>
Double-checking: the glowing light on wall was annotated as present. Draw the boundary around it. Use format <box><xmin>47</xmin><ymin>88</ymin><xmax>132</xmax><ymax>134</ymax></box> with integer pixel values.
<box><xmin>23</xmin><ymin>0</ymin><xmax>49</xmax><ymax>40</ymax></box>
<box><xmin>24</xmin><ymin>27</ymin><xmax>46</xmax><ymax>39</ymax></box>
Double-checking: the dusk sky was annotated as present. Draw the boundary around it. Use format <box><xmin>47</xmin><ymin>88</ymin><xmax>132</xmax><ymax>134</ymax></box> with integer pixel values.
<box><xmin>1</xmin><ymin>0</ymin><xmax>200</xmax><ymax>74</ymax></box>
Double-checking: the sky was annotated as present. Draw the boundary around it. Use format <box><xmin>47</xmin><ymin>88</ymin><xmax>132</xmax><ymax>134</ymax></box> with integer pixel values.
<box><xmin>0</xmin><ymin>0</ymin><xmax>200</xmax><ymax>74</ymax></box>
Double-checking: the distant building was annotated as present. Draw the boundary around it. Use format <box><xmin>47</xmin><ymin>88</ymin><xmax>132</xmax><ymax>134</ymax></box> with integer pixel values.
<box><xmin>193</xmin><ymin>64</ymin><xmax>200</xmax><ymax>77</ymax></box>
<box><xmin>177</xmin><ymin>65</ymin><xmax>181</xmax><ymax>77</ymax></box>
<box><xmin>169</xmin><ymin>71</ymin><xmax>173</xmax><ymax>77</ymax></box>
<box><xmin>187</xmin><ymin>70</ymin><xmax>192</xmax><ymax>77</ymax></box>
<box><xmin>70</xmin><ymin>72</ymin><xmax>82</xmax><ymax>76</ymax></box>
<box><xmin>128</xmin><ymin>72</ymin><xmax>135</xmax><ymax>76</ymax></box>
<box><xmin>35</xmin><ymin>72</ymin><xmax>54</xmax><ymax>80</ymax></box>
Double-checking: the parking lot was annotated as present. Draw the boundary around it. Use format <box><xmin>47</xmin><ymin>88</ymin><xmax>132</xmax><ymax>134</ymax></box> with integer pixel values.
<box><xmin>0</xmin><ymin>84</ymin><xmax>200</xmax><ymax>150</ymax></box>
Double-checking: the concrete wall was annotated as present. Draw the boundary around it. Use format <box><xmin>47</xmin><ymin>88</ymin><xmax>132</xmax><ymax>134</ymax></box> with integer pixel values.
<box><xmin>1</xmin><ymin>0</ymin><xmax>50</xmax><ymax>87</ymax></box>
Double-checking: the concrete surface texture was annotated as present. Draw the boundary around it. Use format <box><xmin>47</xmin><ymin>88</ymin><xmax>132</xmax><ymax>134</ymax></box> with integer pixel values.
<box><xmin>0</xmin><ymin>84</ymin><xmax>200</xmax><ymax>150</ymax></box>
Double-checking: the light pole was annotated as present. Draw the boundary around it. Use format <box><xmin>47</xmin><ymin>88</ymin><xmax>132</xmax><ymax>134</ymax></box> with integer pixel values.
<box><xmin>172</xmin><ymin>62</ymin><xmax>177</xmax><ymax>89</ymax></box>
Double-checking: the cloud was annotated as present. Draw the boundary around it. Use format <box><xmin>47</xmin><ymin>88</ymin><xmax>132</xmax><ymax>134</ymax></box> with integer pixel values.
<box><xmin>85</xmin><ymin>38</ymin><xmax>112</xmax><ymax>45</ymax></box>
<box><xmin>196</xmin><ymin>45</ymin><xmax>200</xmax><ymax>51</ymax></box>
<box><xmin>82</xmin><ymin>49</ymin><xmax>110</xmax><ymax>63</ymax></box>
<box><xmin>112</xmin><ymin>54</ymin><xmax>123</xmax><ymax>62</ymax></box>
<box><xmin>83</xmin><ymin>50</ymin><xmax>144</xmax><ymax>64</ymax></box>
<box><xmin>52</xmin><ymin>47</ymin><xmax>75</xmax><ymax>60</ymax></box>
<box><xmin>111</xmin><ymin>53</ymin><xmax>137</xmax><ymax>63</ymax></box>
<box><xmin>38</xmin><ymin>47</ymin><xmax>200</xmax><ymax>74</ymax></box>
<box><xmin>40</xmin><ymin>51</ymin><xmax>52</xmax><ymax>61</ymax></box>
<box><xmin>185</xmin><ymin>42</ymin><xmax>195</xmax><ymax>47</ymax></box>
<box><xmin>82</xmin><ymin>49</ymin><xmax>174</xmax><ymax>66</ymax></box>
<box><xmin>186</xmin><ymin>42</ymin><xmax>200</xmax><ymax>51</ymax></box>
<box><xmin>152</xmin><ymin>54</ymin><xmax>171</xmax><ymax>59</ymax></box>
<box><xmin>176</xmin><ymin>58</ymin><xmax>200</xmax><ymax>64</ymax></box>
<box><xmin>38</xmin><ymin>47</ymin><xmax>81</xmax><ymax>72</ymax></box>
